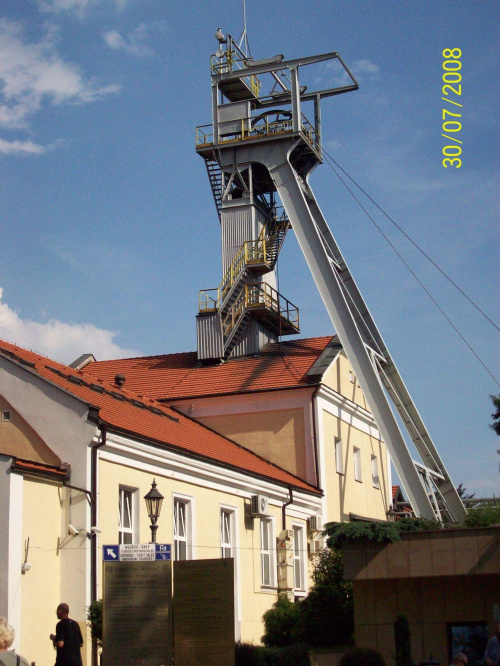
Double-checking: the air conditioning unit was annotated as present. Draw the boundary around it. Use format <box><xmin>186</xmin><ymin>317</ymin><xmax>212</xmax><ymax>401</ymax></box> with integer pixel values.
<box><xmin>309</xmin><ymin>540</ymin><xmax>321</xmax><ymax>555</ymax></box>
<box><xmin>250</xmin><ymin>494</ymin><xmax>270</xmax><ymax>517</ymax></box>
<box><xmin>308</xmin><ymin>515</ymin><xmax>321</xmax><ymax>531</ymax></box>
<box><xmin>278</xmin><ymin>529</ymin><xmax>294</xmax><ymax>542</ymax></box>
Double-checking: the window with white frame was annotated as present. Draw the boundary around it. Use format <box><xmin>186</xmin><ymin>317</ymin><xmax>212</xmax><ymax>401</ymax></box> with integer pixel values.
<box><xmin>173</xmin><ymin>498</ymin><xmax>191</xmax><ymax>561</ymax></box>
<box><xmin>260</xmin><ymin>518</ymin><xmax>275</xmax><ymax>587</ymax></box>
<box><xmin>335</xmin><ymin>438</ymin><xmax>344</xmax><ymax>474</ymax></box>
<box><xmin>220</xmin><ymin>509</ymin><xmax>234</xmax><ymax>559</ymax></box>
<box><xmin>353</xmin><ymin>447</ymin><xmax>362</xmax><ymax>482</ymax></box>
<box><xmin>1</xmin><ymin>410</ymin><xmax>11</xmax><ymax>422</ymax></box>
<box><xmin>292</xmin><ymin>525</ymin><xmax>305</xmax><ymax>591</ymax></box>
<box><xmin>118</xmin><ymin>486</ymin><xmax>136</xmax><ymax>544</ymax></box>
<box><xmin>371</xmin><ymin>455</ymin><xmax>380</xmax><ymax>489</ymax></box>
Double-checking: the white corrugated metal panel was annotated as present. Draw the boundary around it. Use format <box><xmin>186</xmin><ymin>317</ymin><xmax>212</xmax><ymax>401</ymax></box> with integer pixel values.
<box><xmin>196</xmin><ymin>313</ymin><xmax>224</xmax><ymax>360</ymax></box>
<box><xmin>229</xmin><ymin>319</ymin><xmax>277</xmax><ymax>359</ymax></box>
<box><xmin>258</xmin><ymin>271</ymin><xmax>277</xmax><ymax>291</ymax></box>
<box><xmin>221</xmin><ymin>201</ymin><xmax>261</xmax><ymax>272</ymax></box>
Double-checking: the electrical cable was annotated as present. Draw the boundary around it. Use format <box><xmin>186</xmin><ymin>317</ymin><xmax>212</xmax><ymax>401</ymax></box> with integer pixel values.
<box><xmin>322</xmin><ymin>147</ymin><xmax>500</xmax><ymax>334</ymax></box>
<box><xmin>321</xmin><ymin>150</ymin><xmax>499</xmax><ymax>388</ymax></box>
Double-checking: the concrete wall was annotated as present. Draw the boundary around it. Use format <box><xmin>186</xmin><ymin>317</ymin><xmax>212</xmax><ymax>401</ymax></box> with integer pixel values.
<box><xmin>354</xmin><ymin>574</ymin><xmax>499</xmax><ymax>663</ymax></box>
<box><xmin>345</xmin><ymin>528</ymin><xmax>500</xmax><ymax>663</ymax></box>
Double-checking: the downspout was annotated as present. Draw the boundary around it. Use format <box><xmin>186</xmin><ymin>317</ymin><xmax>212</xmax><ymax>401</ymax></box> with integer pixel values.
<box><xmin>90</xmin><ymin>425</ymin><xmax>106</xmax><ymax>666</ymax></box>
<box><xmin>281</xmin><ymin>487</ymin><xmax>293</xmax><ymax>531</ymax></box>
<box><xmin>311</xmin><ymin>385</ymin><xmax>321</xmax><ymax>489</ymax></box>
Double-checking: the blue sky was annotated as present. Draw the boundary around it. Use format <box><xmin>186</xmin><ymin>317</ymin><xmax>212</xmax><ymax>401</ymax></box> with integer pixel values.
<box><xmin>0</xmin><ymin>0</ymin><xmax>498</xmax><ymax>496</ymax></box>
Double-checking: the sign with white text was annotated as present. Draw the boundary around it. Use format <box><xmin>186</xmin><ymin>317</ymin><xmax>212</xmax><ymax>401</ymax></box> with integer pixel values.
<box><xmin>103</xmin><ymin>544</ymin><xmax>171</xmax><ymax>561</ymax></box>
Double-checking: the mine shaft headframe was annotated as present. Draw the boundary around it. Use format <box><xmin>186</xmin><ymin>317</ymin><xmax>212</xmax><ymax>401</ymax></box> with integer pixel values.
<box><xmin>211</xmin><ymin>29</ymin><xmax>359</xmax><ymax>146</ymax></box>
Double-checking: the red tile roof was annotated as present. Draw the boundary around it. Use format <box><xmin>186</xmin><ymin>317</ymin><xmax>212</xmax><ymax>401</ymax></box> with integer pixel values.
<box><xmin>13</xmin><ymin>459</ymin><xmax>68</xmax><ymax>478</ymax></box>
<box><xmin>0</xmin><ymin>340</ymin><xmax>320</xmax><ymax>495</ymax></box>
<box><xmin>84</xmin><ymin>336</ymin><xmax>336</xmax><ymax>402</ymax></box>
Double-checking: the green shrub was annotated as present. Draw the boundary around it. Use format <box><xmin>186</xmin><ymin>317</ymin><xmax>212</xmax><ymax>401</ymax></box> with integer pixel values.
<box><xmin>261</xmin><ymin>594</ymin><xmax>302</xmax><ymax>647</ymax></box>
<box><xmin>235</xmin><ymin>641</ymin><xmax>266</xmax><ymax>666</ymax></box>
<box><xmin>299</xmin><ymin>584</ymin><xmax>353</xmax><ymax>647</ymax></box>
<box><xmin>394</xmin><ymin>517</ymin><xmax>441</xmax><ymax>533</ymax></box>
<box><xmin>235</xmin><ymin>641</ymin><xmax>310</xmax><ymax>666</ymax></box>
<box><xmin>261</xmin><ymin>551</ymin><xmax>354</xmax><ymax>650</ymax></box>
<box><xmin>324</xmin><ymin>521</ymin><xmax>400</xmax><ymax>549</ymax></box>
<box><xmin>339</xmin><ymin>647</ymin><xmax>386</xmax><ymax>666</ymax></box>
<box><xmin>87</xmin><ymin>599</ymin><xmax>103</xmax><ymax>645</ymax></box>
<box><xmin>462</xmin><ymin>505</ymin><xmax>500</xmax><ymax>527</ymax></box>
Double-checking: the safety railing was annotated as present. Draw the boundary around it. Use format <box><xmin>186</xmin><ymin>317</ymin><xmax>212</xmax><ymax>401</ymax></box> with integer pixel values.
<box><xmin>222</xmin><ymin>283</ymin><xmax>299</xmax><ymax>339</ymax></box>
<box><xmin>245</xmin><ymin>283</ymin><xmax>299</xmax><ymax>329</ymax></box>
<box><xmin>210</xmin><ymin>50</ymin><xmax>262</xmax><ymax>98</ymax></box>
<box><xmin>199</xmin><ymin>288</ymin><xmax>220</xmax><ymax>313</ymax></box>
<box><xmin>196</xmin><ymin>125</ymin><xmax>214</xmax><ymax>146</ymax></box>
<box><xmin>199</xmin><ymin>240</ymin><xmax>271</xmax><ymax>313</ymax></box>
<box><xmin>196</xmin><ymin>114</ymin><xmax>319</xmax><ymax>152</ymax></box>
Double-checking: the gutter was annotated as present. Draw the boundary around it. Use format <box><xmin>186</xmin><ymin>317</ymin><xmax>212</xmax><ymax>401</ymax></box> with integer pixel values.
<box><xmin>282</xmin><ymin>487</ymin><xmax>294</xmax><ymax>530</ymax></box>
<box><xmin>90</xmin><ymin>425</ymin><xmax>106</xmax><ymax>666</ymax></box>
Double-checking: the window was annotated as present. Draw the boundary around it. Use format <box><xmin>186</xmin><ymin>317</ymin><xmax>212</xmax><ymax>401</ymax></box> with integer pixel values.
<box><xmin>354</xmin><ymin>447</ymin><xmax>362</xmax><ymax>482</ymax></box>
<box><xmin>1</xmin><ymin>410</ymin><xmax>11</xmax><ymax>422</ymax></box>
<box><xmin>349</xmin><ymin>371</ymin><xmax>355</xmax><ymax>383</ymax></box>
<box><xmin>260</xmin><ymin>519</ymin><xmax>275</xmax><ymax>587</ymax></box>
<box><xmin>371</xmin><ymin>455</ymin><xmax>380</xmax><ymax>489</ymax></box>
<box><xmin>118</xmin><ymin>487</ymin><xmax>136</xmax><ymax>544</ymax></box>
<box><xmin>335</xmin><ymin>438</ymin><xmax>344</xmax><ymax>474</ymax></box>
<box><xmin>292</xmin><ymin>525</ymin><xmax>305</xmax><ymax>591</ymax></box>
<box><xmin>220</xmin><ymin>509</ymin><xmax>234</xmax><ymax>559</ymax></box>
<box><xmin>174</xmin><ymin>498</ymin><xmax>190</xmax><ymax>561</ymax></box>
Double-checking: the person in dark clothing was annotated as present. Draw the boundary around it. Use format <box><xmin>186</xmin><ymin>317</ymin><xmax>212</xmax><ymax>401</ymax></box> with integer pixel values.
<box><xmin>50</xmin><ymin>603</ymin><xmax>83</xmax><ymax>666</ymax></box>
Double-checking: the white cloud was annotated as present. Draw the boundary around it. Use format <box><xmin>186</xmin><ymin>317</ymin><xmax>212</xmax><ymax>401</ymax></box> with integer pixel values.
<box><xmin>0</xmin><ymin>138</ymin><xmax>46</xmax><ymax>155</ymax></box>
<box><xmin>38</xmin><ymin>0</ymin><xmax>132</xmax><ymax>17</ymax></box>
<box><xmin>353</xmin><ymin>59</ymin><xmax>380</xmax><ymax>79</ymax></box>
<box><xmin>103</xmin><ymin>24</ymin><xmax>153</xmax><ymax>57</ymax></box>
<box><xmin>0</xmin><ymin>19</ymin><xmax>120</xmax><ymax>133</ymax></box>
<box><xmin>0</xmin><ymin>288</ymin><xmax>141</xmax><ymax>364</ymax></box>
<box><xmin>325</xmin><ymin>139</ymin><xmax>341</xmax><ymax>152</ymax></box>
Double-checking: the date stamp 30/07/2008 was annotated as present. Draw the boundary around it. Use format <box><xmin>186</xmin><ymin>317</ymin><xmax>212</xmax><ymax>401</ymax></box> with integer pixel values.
<box><xmin>442</xmin><ymin>48</ymin><xmax>462</xmax><ymax>169</ymax></box>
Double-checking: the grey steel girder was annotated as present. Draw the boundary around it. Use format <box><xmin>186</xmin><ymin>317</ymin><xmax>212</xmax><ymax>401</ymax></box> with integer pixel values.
<box><xmin>226</xmin><ymin>140</ymin><xmax>466</xmax><ymax>521</ymax></box>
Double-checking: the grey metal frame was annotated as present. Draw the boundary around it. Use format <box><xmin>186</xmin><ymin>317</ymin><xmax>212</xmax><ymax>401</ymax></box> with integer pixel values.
<box><xmin>201</xmin><ymin>46</ymin><xmax>466</xmax><ymax>521</ymax></box>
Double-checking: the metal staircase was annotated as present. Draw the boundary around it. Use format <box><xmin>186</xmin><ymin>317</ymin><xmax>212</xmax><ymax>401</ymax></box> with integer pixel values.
<box><xmin>198</xmin><ymin>209</ymin><xmax>298</xmax><ymax>359</ymax></box>
<box><xmin>205</xmin><ymin>159</ymin><xmax>223</xmax><ymax>220</ymax></box>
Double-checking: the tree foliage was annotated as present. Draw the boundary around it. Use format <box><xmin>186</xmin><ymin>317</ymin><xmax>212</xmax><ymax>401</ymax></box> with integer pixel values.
<box><xmin>87</xmin><ymin>599</ymin><xmax>103</xmax><ymax>645</ymax></box>
<box><xmin>490</xmin><ymin>394</ymin><xmax>500</xmax><ymax>435</ymax></box>
<box><xmin>323</xmin><ymin>521</ymin><xmax>401</xmax><ymax>549</ymax></box>
<box><xmin>261</xmin><ymin>550</ymin><xmax>354</xmax><ymax>649</ymax></box>
<box><xmin>339</xmin><ymin>648</ymin><xmax>386</xmax><ymax>666</ymax></box>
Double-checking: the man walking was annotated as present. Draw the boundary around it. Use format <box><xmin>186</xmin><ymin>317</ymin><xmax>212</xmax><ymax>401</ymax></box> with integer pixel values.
<box><xmin>50</xmin><ymin>603</ymin><xmax>83</xmax><ymax>666</ymax></box>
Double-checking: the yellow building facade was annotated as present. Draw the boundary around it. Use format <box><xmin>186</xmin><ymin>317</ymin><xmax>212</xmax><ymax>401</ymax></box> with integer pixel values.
<box><xmin>0</xmin><ymin>335</ymin><xmax>391</xmax><ymax>664</ymax></box>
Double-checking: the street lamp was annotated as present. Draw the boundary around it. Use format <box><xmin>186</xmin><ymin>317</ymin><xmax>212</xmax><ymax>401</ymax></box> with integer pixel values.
<box><xmin>144</xmin><ymin>478</ymin><xmax>164</xmax><ymax>544</ymax></box>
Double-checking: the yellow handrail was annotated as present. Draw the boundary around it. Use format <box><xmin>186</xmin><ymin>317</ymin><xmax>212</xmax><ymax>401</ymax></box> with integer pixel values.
<box><xmin>196</xmin><ymin>113</ymin><xmax>318</xmax><ymax>152</ymax></box>
<box><xmin>221</xmin><ymin>283</ymin><xmax>299</xmax><ymax>338</ymax></box>
<box><xmin>199</xmin><ymin>288</ymin><xmax>220</xmax><ymax>312</ymax></box>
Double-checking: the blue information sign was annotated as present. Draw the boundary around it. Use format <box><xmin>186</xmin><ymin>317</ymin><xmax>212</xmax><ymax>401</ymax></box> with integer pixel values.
<box><xmin>155</xmin><ymin>544</ymin><xmax>171</xmax><ymax>560</ymax></box>
<box><xmin>103</xmin><ymin>544</ymin><xmax>171</xmax><ymax>561</ymax></box>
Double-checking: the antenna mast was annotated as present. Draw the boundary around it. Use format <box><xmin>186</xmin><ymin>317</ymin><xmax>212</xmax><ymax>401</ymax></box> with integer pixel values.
<box><xmin>237</xmin><ymin>0</ymin><xmax>251</xmax><ymax>58</ymax></box>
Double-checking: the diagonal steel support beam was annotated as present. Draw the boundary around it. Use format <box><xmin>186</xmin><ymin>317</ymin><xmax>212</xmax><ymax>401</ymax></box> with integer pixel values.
<box><xmin>242</xmin><ymin>142</ymin><xmax>466</xmax><ymax>521</ymax></box>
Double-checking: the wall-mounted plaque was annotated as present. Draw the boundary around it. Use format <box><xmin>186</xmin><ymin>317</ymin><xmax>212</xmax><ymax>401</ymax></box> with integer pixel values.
<box><xmin>174</xmin><ymin>558</ymin><xmax>235</xmax><ymax>666</ymax></box>
<box><xmin>103</xmin><ymin>560</ymin><xmax>172</xmax><ymax>665</ymax></box>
